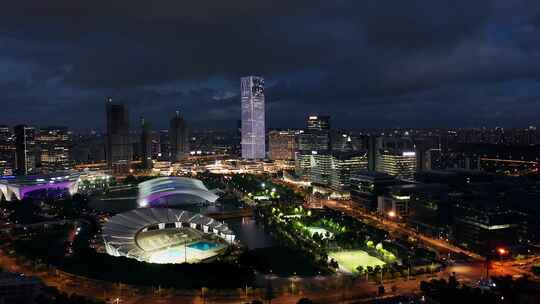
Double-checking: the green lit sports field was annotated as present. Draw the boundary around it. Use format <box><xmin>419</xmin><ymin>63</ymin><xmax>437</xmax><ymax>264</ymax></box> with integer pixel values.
<box><xmin>329</xmin><ymin>250</ymin><xmax>385</xmax><ymax>273</ymax></box>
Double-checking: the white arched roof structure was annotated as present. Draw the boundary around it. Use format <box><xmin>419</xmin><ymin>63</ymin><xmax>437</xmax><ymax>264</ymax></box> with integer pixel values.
<box><xmin>0</xmin><ymin>172</ymin><xmax>80</xmax><ymax>202</ymax></box>
<box><xmin>137</xmin><ymin>177</ymin><xmax>219</xmax><ymax>207</ymax></box>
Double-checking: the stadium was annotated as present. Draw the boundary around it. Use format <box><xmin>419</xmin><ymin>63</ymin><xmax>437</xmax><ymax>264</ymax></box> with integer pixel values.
<box><xmin>102</xmin><ymin>208</ymin><xmax>236</xmax><ymax>264</ymax></box>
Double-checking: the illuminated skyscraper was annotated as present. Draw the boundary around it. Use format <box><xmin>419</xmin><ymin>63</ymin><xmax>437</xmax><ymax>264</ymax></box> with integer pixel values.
<box><xmin>169</xmin><ymin>111</ymin><xmax>189</xmax><ymax>162</ymax></box>
<box><xmin>106</xmin><ymin>97</ymin><xmax>132</xmax><ymax>174</ymax></box>
<box><xmin>241</xmin><ymin>76</ymin><xmax>265</xmax><ymax>160</ymax></box>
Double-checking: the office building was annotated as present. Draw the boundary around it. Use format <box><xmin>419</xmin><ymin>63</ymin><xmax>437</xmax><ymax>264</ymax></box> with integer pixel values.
<box><xmin>329</xmin><ymin>151</ymin><xmax>368</xmax><ymax>190</ymax></box>
<box><xmin>14</xmin><ymin>125</ymin><xmax>37</xmax><ymax>175</ymax></box>
<box><xmin>376</xmin><ymin>151</ymin><xmax>417</xmax><ymax>180</ymax></box>
<box><xmin>332</xmin><ymin>132</ymin><xmax>362</xmax><ymax>152</ymax></box>
<box><xmin>140</xmin><ymin>117</ymin><xmax>152</xmax><ymax>170</ymax></box>
<box><xmin>169</xmin><ymin>111</ymin><xmax>189</xmax><ymax>162</ymax></box>
<box><xmin>452</xmin><ymin>199</ymin><xmax>518</xmax><ymax>254</ymax></box>
<box><xmin>158</xmin><ymin>130</ymin><xmax>170</xmax><ymax>160</ymax></box>
<box><xmin>372</xmin><ymin>136</ymin><xmax>417</xmax><ymax>180</ymax></box>
<box><xmin>36</xmin><ymin>126</ymin><xmax>71</xmax><ymax>174</ymax></box>
<box><xmin>268</xmin><ymin>130</ymin><xmax>298</xmax><ymax>160</ymax></box>
<box><xmin>241</xmin><ymin>76</ymin><xmax>265</xmax><ymax>159</ymax></box>
<box><xmin>296</xmin><ymin>115</ymin><xmax>331</xmax><ymax>178</ymax></box>
<box><xmin>304</xmin><ymin>150</ymin><xmax>368</xmax><ymax>190</ymax></box>
<box><xmin>377</xmin><ymin>185</ymin><xmax>417</xmax><ymax>218</ymax></box>
<box><xmin>307</xmin><ymin>115</ymin><xmax>330</xmax><ymax>131</ymax></box>
<box><xmin>407</xmin><ymin>183</ymin><xmax>451</xmax><ymax>238</ymax></box>
<box><xmin>350</xmin><ymin>171</ymin><xmax>397</xmax><ymax>211</ymax></box>
<box><xmin>308</xmin><ymin>152</ymin><xmax>332</xmax><ymax>186</ymax></box>
<box><xmin>367</xmin><ymin>135</ymin><xmax>377</xmax><ymax>171</ymax></box>
<box><xmin>298</xmin><ymin>131</ymin><xmax>330</xmax><ymax>152</ymax></box>
<box><xmin>71</xmin><ymin>132</ymin><xmax>105</xmax><ymax>165</ymax></box>
<box><xmin>106</xmin><ymin>97</ymin><xmax>132</xmax><ymax>174</ymax></box>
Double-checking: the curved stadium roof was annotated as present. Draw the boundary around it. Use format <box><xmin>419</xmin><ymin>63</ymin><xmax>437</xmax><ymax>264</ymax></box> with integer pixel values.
<box><xmin>102</xmin><ymin>208</ymin><xmax>235</xmax><ymax>261</ymax></box>
<box><xmin>137</xmin><ymin>177</ymin><xmax>219</xmax><ymax>207</ymax></box>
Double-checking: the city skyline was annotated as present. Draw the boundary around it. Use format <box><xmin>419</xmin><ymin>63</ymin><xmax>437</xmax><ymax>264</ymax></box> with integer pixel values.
<box><xmin>2</xmin><ymin>2</ymin><xmax>540</xmax><ymax>130</ymax></box>
<box><xmin>1</xmin><ymin>3</ymin><xmax>540</xmax><ymax>304</ymax></box>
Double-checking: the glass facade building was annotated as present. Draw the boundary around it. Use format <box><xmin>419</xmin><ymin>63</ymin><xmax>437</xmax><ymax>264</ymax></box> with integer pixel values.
<box><xmin>241</xmin><ymin>76</ymin><xmax>265</xmax><ymax>160</ymax></box>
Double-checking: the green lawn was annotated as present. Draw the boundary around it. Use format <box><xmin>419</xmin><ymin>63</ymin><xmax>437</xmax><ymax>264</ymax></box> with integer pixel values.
<box><xmin>329</xmin><ymin>250</ymin><xmax>385</xmax><ymax>273</ymax></box>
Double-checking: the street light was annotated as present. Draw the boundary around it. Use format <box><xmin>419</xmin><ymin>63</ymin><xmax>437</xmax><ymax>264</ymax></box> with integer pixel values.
<box><xmin>497</xmin><ymin>248</ymin><xmax>508</xmax><ymax>256</ymax></box>
<box><xmin>387</xmin><ymin>211</ymin><xmax>396</xmax><ymax>218</ymax></box>
<box><xmin>497</xmin><ymin>247</ymin><xmax>508</xmax><ymax>262</ymax></box>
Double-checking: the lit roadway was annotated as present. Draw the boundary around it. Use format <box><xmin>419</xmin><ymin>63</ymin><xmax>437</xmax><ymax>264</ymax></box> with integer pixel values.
<box><xmin>1</xmin><ymin>241</ymin><xmax>538</xmax><ymax>303</ymax></box>
<box><xmin>321</xmin><ymin>200</ymin><xmax>485</xmax><ymax>261</ymax></box>
<box><xmin>321</xmin><ymin>199</ymin><xmax>540</xmax><ymax>281</ymax></box>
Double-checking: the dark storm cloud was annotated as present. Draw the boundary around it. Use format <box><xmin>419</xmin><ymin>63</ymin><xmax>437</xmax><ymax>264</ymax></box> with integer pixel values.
<box><xmin>1</xmin><ymin>0</ymin><xmax>540</xmax><ymax>129</ymax></box>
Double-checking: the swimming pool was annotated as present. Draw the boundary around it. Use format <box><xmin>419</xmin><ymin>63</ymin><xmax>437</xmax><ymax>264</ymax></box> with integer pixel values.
<box><xmin>188</xmin><ymin>241</ymin><xmax>219</xmax><ymax>251</ymax></box>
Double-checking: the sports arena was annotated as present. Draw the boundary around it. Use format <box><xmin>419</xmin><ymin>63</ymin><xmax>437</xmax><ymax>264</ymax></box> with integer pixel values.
<box><xmin>102</xmin><ymin>208</ymin><xmax>236</xmax><ymax>264</ymax></box>
<box><xmin>137</xmin><ymin>177</ymin><xmax>219</xmax><ymax>207</ymax></box>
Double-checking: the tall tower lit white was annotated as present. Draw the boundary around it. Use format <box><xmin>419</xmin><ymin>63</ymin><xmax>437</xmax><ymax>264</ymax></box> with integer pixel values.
<box><xmin>241</xmin><ymin>76</ymin><xmax>265</xmax><ymax>159</ymax></box>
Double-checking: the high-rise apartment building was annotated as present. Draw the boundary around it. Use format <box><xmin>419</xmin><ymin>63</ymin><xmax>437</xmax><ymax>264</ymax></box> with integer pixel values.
<box><xmin>36</xmin><ymin>126</ymin><xmax>71</xmax><ymax>174</ymax></box>
<box><xmin>14</xmin><ymin>125</ymin><xmax>37</xmax><ymax>175</ymax></box>
<box><xmin>169</xmin><ymin>111</ymin><xmax>189</xmax><ymax>162</ymax></box>
<box><xmin>106</xmin><ymin>97</ymin><xmax>132</xmax><ymax>174</ymax></box>
<box><xmin>241</xmin><ymin>76</ymin><xmax>265</xmax><ymax>159</ymax></box>
<box><xmin>269</xmin><ymin>130</ymin><xmax>298</xmax><ymax>160</ymax></box>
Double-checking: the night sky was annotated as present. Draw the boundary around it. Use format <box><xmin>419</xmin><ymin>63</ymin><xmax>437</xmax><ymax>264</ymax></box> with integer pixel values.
<box><xmin>2</xmin><ymin>1</ymin><xmax>540</xmax><ymax>130</ymax></box>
